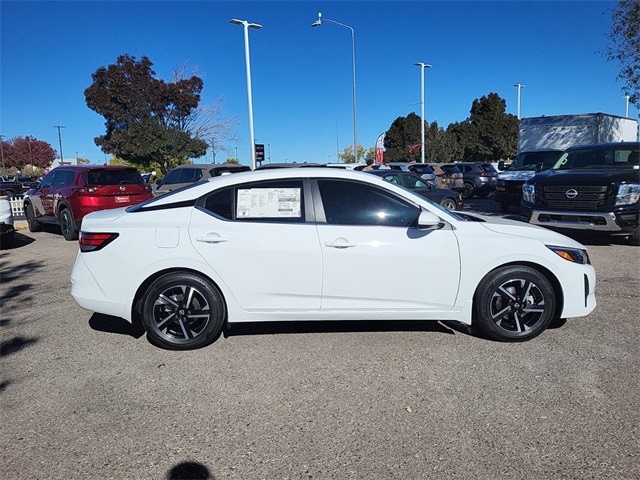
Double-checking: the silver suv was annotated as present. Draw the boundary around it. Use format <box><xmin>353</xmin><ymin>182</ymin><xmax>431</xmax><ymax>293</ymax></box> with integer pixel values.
<box><xmin>154</xmin><ymin>164</ymin><xmax>251</xmax><ymax>196</ymax></box>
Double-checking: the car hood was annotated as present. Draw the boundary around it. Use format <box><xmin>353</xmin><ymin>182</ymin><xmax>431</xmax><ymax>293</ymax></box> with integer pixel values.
<box><xmin>463</xmin><ymin>212</ymin><xmax>587</xmax><ymax>249</ymax></box>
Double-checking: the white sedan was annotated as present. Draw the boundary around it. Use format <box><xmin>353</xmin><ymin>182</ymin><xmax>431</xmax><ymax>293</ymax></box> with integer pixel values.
<box><xmin>71</xmin><ymin>168</ymin><xmax>596</xmax><ymax>350</ymax></box>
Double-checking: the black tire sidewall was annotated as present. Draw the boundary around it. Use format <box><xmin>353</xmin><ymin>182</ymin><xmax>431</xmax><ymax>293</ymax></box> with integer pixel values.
<box><xmin>60</xmin><ymin>209</ymin><xmax>78</xmax><ymax>241</ymax></box>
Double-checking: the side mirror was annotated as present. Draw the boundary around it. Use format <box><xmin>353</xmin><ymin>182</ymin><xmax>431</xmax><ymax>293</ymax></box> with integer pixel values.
<box><xmin>498</xmin><ymin>160</ymin><xmax>505</xmax><ymax>171</ymax></box>
<box><xmin>29</xmin><ymin>182</ymin><xmax>40</xmax><ymax>189</ymax></box>
<box><xmin>534</xmin><ymin>163</ymin><xmax>545</xmax><ymax>173</ymax></box>
<box><xmin>417</xmin><ymin>210</ymin><xmax>442</xmax><ymax>230</ymax></box>
<box><xmin>156</xmin><ymin>179</ymin><xmax>163</xmax><ymax>186</ymax></box>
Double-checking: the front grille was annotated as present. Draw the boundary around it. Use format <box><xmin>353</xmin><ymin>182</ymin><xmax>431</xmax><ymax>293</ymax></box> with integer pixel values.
<box><xmin>542</xmin><ymin>185</ymin><xmax>608</xmax><ymax>209</ymax></box>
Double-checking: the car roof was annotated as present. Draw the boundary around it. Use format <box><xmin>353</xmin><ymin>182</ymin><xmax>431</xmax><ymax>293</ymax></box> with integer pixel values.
<box><xmin>53</xmin><ymin>164</ymin><xmax>138</xmax><ymax>171</ymax></box>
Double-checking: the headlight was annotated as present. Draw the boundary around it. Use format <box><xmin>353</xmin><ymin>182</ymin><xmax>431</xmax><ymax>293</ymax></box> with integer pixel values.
<box><xmin>547</xmin><ymin>245</ymin><xmax>590</xmax><ymax>265</ymax></box>
<box><xmin>615</xmin><ymin>183</ymin><xmax>640</xmax><ymax>206</ymax></box>
<box><xmin>522</xmin><ymin>183</ymin><xmax>535</xmax><ymax>203</ymax></box>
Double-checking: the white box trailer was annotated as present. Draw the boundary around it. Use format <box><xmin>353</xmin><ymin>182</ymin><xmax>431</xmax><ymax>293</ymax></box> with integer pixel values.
<box><xmin>517</xmin><ymin>113</ymin><xmax>638</xmax><ymax>153</ymax></box>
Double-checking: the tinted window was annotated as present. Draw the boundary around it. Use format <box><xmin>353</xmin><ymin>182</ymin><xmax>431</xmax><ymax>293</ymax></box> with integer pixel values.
<box><xmin>87</xmin><ymin>169</ymin><xmax>143</xmax><ymax>185</ymax></box>
<box><xmin>318</xmin><ymin>179</ymin><xmax>420</xmax><ymax>227</ymax></box>
<box><xmin>53</xmin><ymin>170</ymin><xmax>75</xmax><ymax>188</ymax></box>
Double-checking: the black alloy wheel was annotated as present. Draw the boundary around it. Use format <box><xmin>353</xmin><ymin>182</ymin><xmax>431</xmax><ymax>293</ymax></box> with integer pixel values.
<box><xmin>59</xmin><ymin>208</ymin><xmax>78</xmax><ymax>241</ymax></box>
<box><xmin>473</xmin><ymin>266</ymin><xmax>556</xmax><ymax>341</ymax></box>
<box><xmin>25</xmin><ymin>203</ymin><xmax>41</xmax><ymax>232</ymax></box>
<box><xmin>141</xmin><ymin>272</ymin><xmax>225</xmax><ymax>350</ymax></box>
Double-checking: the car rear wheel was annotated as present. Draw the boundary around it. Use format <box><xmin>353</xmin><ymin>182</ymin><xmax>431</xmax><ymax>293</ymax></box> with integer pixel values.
<box><xmin>440</xmin><ymin>197</ymin><xmax>458</xmax><ymax>211</ymax></box>
<box><xmin>629</xmin><ymin>225</ymin><xmax>640</xmax><ymax>246</ymax></box>
<box><xmin>473</xmin><ymin>266</ymin><xmax>556</xmax><ymax>342</ymax></box>
<box><xmin>25</xmin><ymin>203</ymin><xmax>41</xmax><ymax>232</ymax></box>
<box><xmin>461</xmin><ymin>182</ymin><xmax>475</xmax><ymax>199</ymax></box>
<box><xmin>60</xmin><ymin>208</ymin><xmax>78</xmax><ymax>241</ymax></box>
<box><xmin>141</xmin><ymin>272</ymin><xmax>226</xmax><ymax>350</ymax></box>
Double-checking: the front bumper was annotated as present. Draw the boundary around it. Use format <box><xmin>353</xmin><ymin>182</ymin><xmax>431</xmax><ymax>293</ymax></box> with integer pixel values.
<box><xmin>521</xmin><ymin>206</ymin><xmax>639</xmax><ymax>233</ymax></box>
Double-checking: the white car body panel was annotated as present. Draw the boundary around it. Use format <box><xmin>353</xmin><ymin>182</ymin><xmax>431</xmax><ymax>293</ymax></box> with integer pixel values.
<box><xmin>70</xmin><ymin>168</ymin><xmax>596</xmax><ymax>333</ymax></box>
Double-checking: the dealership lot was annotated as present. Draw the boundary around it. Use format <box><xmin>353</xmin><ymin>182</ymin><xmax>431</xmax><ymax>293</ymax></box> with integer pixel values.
<box><xmin>1</xmin><ymin>200</ymin><xmax>639</xmax><ymax>479</ymax></box>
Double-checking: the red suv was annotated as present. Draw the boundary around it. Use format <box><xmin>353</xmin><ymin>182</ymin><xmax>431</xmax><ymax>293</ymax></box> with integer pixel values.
<box><xmin>23</xmin><ymin>165</ymin><xmax>153</xmax><ymax>240</ymax></box>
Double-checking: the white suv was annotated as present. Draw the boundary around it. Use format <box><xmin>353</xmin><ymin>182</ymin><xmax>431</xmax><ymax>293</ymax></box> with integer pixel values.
<box><xmin>0</xmin><ymin>189</ymin><xmax>15</xmax><ymax>249</ymax></box>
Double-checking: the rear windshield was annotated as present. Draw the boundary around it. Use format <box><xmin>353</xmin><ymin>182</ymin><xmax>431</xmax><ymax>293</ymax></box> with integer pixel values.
<box><xmin>409</xmin><ymin>165</ymin><xmax>435</xmax><ymax>175</ymax></box>
<box><xmin>87</xmin><ymin>169</ymin><xmax>143</xmax><ymax>185</ymax></box>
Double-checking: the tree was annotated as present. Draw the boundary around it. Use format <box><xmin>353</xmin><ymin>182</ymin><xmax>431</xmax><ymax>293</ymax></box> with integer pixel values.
<box><xmin>606</xmin><ymin>0</ymin><xmax>640</xmax><ymax>111</ymax></box>
<box><xmin>337</xmin><ymin>144</ymin><xmax>367</xmax><ymax>163</ymax></box>
<box><xmin>2</xmin><ymin>136</ymin><xmax>56</xmax><ymax>171</ymax></box>
<box><xmin>384</xmin><ymin>113</ymin><xmax>460</xmax><ymax>162</ymax></box>
<box><xmin>84</xmin><ymin>54</ymin><xmax>208</xmax><ymax>174</ymax></box>
<box><xmin>448</xmin><ymin>93</ymin><xmax>518</xmax><ymax>161</ymax></box>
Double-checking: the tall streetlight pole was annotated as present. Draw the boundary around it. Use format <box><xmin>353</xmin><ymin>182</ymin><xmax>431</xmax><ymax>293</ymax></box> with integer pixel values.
<box><xmin>312</xmin><ymin>12</ymin><xmax>358</xmax><ymax>163</ymax></box>
<box><xmin>513</xmin><ymin>83</ymin><xmax>525</xmax><ymax>119</ymax></box>
<box><xmin>415</xmin><ymin>62</ymin><xmax>432</xmax><ymax>164</ymax></box>
<box><xmin>53</xmin><ymin>125</ymin><xmax>65</xmax><ymax>164</ymax></box>
<box><xmin>622</xmin><ymin>95</ymin><xmax>630</xmax><ymax>118</ymax></box>
<box><xmin>230</xmin><ymin>18</ymin><xmax>262</xmax><ymax>170</ymax></box>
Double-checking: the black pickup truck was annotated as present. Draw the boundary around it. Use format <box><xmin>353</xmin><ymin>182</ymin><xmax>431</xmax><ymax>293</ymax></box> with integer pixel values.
<box><xmin>521</xmin><ymin>142</ymin><xmax>640</xmax><ymax>245</ymax></box>
<box><xmin>0</xmin><ymin>176</ymin><xmax>33</xmax><ymax>197</ymax></box>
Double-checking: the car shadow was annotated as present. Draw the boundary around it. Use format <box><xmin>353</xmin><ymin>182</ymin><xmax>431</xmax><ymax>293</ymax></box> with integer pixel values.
<box><xmin>224</xmin><ymin>319</ymin><xmax>460</xmax><ymax>338</ymax></box>
<box><xmin>88</xmin><ymin>313</ymin><xmax>145</xmax><ymax>339</ymax></box>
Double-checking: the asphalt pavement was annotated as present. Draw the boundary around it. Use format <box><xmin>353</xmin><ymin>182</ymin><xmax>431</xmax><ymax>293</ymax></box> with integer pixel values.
<box><xmin>1</xmin><ymin>198</ymin><xmax>639</xmax><ymax>479</ymax></box>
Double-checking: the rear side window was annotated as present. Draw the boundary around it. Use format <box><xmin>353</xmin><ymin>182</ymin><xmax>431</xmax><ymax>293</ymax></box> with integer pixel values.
<box><xmin>203</xmin><ymin>180</ymin><xmax>305</xmax><ymax>223</ymax></box>
<box><xmin>87</xmin><ymin>169</ymin><xmax>143</xmax><ymax>185</ymax></box>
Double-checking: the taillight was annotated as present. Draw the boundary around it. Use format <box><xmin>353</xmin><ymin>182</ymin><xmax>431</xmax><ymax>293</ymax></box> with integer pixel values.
<box><xmin>79</xmin><ymin>232</ymin><xmax>119</xmax><ymax>252</ymax></box>
<box><xmin>78</xmin><ymin>186</ymin><xmax>102</xmax><ymax>193</ymax></box>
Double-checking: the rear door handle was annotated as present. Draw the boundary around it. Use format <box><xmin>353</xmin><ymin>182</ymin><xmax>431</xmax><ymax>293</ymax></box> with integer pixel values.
<box><xmin>196</xmin><ymin>233</ymin><xmax>228</xmax><ymax>244</ymax></box>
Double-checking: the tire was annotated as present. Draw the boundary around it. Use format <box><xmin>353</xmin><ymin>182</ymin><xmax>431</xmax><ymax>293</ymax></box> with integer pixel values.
<box><xmin>440</xmin><ymin>197</ymin><xmax>458</xmax><ymax>211</ymax></box>
<box><xmin>473</xmin><ymin>265</ymin><xmax>556</xmax><ymax>342</ymax></box>
<box><xmin>25</xmin><ymin>203</ymin><xmax>41</xmax><ymax>232</ymax></box>
<box><xmin>59</xmin><ymin>208</ymin><xmax>78</xmax><ymax>241</ymax></box>
<box><xmin>140</xmin><ymin>272</ymin><xmax>226</xmax><ymax>350</ymax></box>
<box><xmin>499</xmin><ymin>202</ymin><xmax>510</xmax><ymax>214</ymax></box>
<box><xmin>461</xmin><ymin>182</ymin><xmax>475</xmax><ymax>199</ymax></box>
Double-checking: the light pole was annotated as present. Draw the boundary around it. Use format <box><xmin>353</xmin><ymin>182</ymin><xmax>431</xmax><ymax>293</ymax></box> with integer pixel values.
<box><xmin>415</xmin><ymin>62</ymin><xmax>431</xmax><ymax>164</ymax></box>
<box><xmin>514</xmin><ymin>83</ymin><xmax>525</xmax><ymax>119</ymax></box>
<box><xmin>230</xmin><ymin>18</ymin><xmax>262</xmax><ymax>170</ymax></box>
<box><xmin>622</xmin><ymin>95</ymin><xmax>630</xmax><ymax>118</ymax></box>
<box><xmin>312</xmin><ymin>12</ymin><xmax>358</xmax><ymax>163</ymax></box>
<box><xmin>53</xmin><ymin>125</ymin><xmax>65</xmax><ymax>164</ymax></box>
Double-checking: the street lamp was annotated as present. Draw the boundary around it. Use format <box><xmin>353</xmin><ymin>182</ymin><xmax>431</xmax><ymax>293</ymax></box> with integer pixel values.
<box><xmin>622</xmin><ymin>94</ymin><xmax>630</xmax><ymax>118</ymax></box>
<box><xmin>230</xmin><ymin>18</ymin><xmax>262</xmax><ymax>170</ymax></box>
<box><xmin>312</xmin><ymin>12</ymin><xmax>358</xmax><ymax>163</ymax></box>
<box><xmin>514</xmin><ymin>83</ymin><xmax>525</xmax><ymax>119</ymax></box>
<box><xmin>415</xmin><ymin>62</ymin><xmax>432</xmax><ymax>164</ymax></box>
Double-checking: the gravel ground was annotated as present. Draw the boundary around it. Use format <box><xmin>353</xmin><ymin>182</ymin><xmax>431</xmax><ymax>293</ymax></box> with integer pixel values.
<box><xmin>1</xmin><ymin>203</ymin><xmax>638</xmax><ymax>480</ymax></box>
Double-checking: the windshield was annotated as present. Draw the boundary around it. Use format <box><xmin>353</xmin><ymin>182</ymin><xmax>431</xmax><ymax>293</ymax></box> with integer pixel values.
<box><xmin>507</xmin><ymin>151</ymin><xmax>563</xmax><ymax>171</ymax></box>
<box><xmin>554</xmin><ymin>146</ymin><xmax>640</xmax><ymax>170</ymax></box>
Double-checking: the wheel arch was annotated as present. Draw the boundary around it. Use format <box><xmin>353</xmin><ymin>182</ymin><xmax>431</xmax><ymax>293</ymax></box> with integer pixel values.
<box><xmin>131</xmin><ymin>267</ymin><xmax>229</xmax><ymax>325</ymax></box>
<box><xmin>472</xmin><ymin>261</ymin><xmax>564</xmax><ymax>320</ymax></box>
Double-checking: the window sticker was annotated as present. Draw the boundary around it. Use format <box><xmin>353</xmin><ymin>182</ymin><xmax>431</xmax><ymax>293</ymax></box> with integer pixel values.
<box><xmin>237</xmin><ymin>188</ymin><xmax>301</xmax><ymax>218</ymax></box>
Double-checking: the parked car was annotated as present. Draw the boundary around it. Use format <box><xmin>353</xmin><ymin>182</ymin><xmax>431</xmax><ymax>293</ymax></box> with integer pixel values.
<box><xmin>455</xmin><ymin>162</ymin><xmax>498</xmax><ymax>199</ymax></box>
<box><xmin>255</xmin><ymin>162</ymin><xmax>326</xmax><ymax>169</ymax></box>
<box><xmin>71</xmin><ymin>167</ymin><xmax>596</xmax><ymax>350</ymax></box>
<box><xmin>428</xmin><ymin>163</ymin><xmax>465</xmax><ymax>192</ymax></box>
<box><xmin>154</xmin><ymin>164</ymin><xmax>251</xmax><ymax>196</ymax></box>
<box><xmin>0</xmin><ymin>177</ymin><xmax>28</xmax><ymax>197</ymax></box>
<box><xmin>0</xmin><ymin>188</ymin><xmax>15</xmax><ymax>249</ymax></box>
<box><xmin>382</xmin><ymin>162</ymin><xmax>437</xmax><ymax>185</ymax></box>
<box><xmin>23</xmin><ymin>165</ymin><xmax>153</xmax><ymax>241</ymax></box>
<box><xmin>364</xmin><ymin>170</ymin><xmax>463</xmax><ymax>211</ymax></box>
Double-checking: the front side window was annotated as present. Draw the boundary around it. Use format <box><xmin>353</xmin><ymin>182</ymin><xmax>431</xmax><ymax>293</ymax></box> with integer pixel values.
<box><xmin>318</xmin><ymin>179</ymin><xmax>420</xmax><ymax>227</ymax></box>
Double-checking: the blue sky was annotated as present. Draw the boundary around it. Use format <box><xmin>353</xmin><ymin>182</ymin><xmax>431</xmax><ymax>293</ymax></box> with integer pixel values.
<box><xmin>1</xmin><ymin>0</ymin><xmax>634</xmax><ymax>166</ymax></box>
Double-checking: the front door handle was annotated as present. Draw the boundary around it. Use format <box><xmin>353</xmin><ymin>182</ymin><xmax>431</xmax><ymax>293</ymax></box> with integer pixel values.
<box><xmin>325</xmin><ymin>237</ymin><xmax>356</xmax><ymax>249</ymax></box>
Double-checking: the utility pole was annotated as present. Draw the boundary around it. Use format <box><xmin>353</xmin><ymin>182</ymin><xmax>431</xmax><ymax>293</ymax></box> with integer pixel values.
<box><xmin>53</xmin><ymin>125</ymin><xmax>65</xmax><ymax>164</ymax></box>
<box><xmin>0</xmin><ymin>135</ymin><xmax>5</xmax><ymax>174</ymax></box>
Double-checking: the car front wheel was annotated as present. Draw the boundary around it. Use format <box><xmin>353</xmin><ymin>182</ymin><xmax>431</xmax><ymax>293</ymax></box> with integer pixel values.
<box><xmin>461</xmin><ymin>182</ymin><xmax>475</xmax><ymax>199</ymax></box>
<box><xmin>473</xmin><ymin>266</ymin><xmax>556</xmax><ymax>342</ymax></box>
<box><xmin>140</xmin><ymin>272</ymin><xmax>226</xmax><ymax>350</ymax></box>
<box><xmin>440</xmin><ymin>197</ymin><xmax>458</xmax><ymax>211</ymax></box>
<box><xmin>59</xmin><ymin>208</ymin><xmax>78</xmax><ymax>241</ymax></box>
